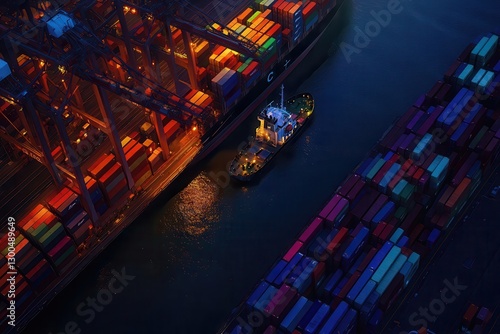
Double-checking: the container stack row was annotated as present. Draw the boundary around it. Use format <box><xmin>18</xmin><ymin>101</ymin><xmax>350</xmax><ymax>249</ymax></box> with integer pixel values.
<box><xmin>208</xmin><ymin>0</ymin><xmax>336</xmax><ymax>112</ymax></box>
<box><xmin>0</xmin><ymin>126</ymin><xmax>170</xmax><ymax>332</ymax></box>
<box><xmin>223</xmin><ymin>32</ymin><xmax>499</xmax><ymax>334</ymax></box>
<box><xmin>122</xmin><ymin>137</ymin><xmax>152</xmax><ymax>188</ymax></box>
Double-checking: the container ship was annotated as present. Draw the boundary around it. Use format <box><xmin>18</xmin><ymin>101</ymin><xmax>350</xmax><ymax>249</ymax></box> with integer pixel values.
<box><xmin>0</xmin><ymin>0</ymin><xmax>344</xmax><ymax>332</ymax></box>
<box><xmin>229</xmin><ymin>86</ymin><xmax>314</xmax><ymax>181</ymax></box>
<box><xmin>220</xmin><ymin>31</ymin><xmax>500</xmax><ymax>334</ymax></box>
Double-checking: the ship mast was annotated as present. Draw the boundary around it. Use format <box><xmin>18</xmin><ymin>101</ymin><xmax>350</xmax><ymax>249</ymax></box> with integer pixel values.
<box><xmin>280</xmin><ymin>84</ymin><xmax>285</xmax><ymax>109</ymax></box>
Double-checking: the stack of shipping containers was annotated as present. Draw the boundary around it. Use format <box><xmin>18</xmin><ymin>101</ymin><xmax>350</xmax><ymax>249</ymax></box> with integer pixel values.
<box><xmin>0</xmin><ymin>0</ymin><xmax>350</xmax><ymax>330</ymax></box>
<box><xmin>223</xmin><ymin>32</ymin><xmax>499</xmax><ymax>334</ymax></box>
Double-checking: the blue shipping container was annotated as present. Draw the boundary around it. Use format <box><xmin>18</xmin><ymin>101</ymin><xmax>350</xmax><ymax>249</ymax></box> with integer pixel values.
<box><xmin>342</xmin><ymin>227</ymin><xmax>369</xmax><ymax>270</ymax></box>
<box><xmin>305</xmin><ymin>303</ymin><xmax>331</xmax><ymax>334</ymax></box>
<box><xmin>346</xmin><ymin>268</ymin><xmax>374</xmax><ymax>304</ymax></box>
<box><xmin>266</xmin><ymin>260</ymin><xmax>288</xmax><ymax>285</ymax></box>
<box><xmin>372</xmin><ymin>201</ymin><xmax>396</xmax><ymax>224</ymax></box>
<box><xmin>298</xmin><ymin>301</ymin><xmax>322</xmax><ymax>331</ymax></box>
<box><xmin>354</xmin><ymin>279</ymin><xmax>377</xmax><ymax>310</ymax></box>
<box><xmin>274</xmin><ymin>252</ymin><xmax>303</xmax><ymax>286</ymax></box>
<box><xmin>281</xmin><ymin>296</ymin><xmax>313</xmax><ymax>333</ymax></box>
<box><xmin>318</xmin><ymin>301</ymin><xmax>349</xmax><ymax>334</ymax></box>
<box><xmin>334</xmin><ymin>308</ymin><xmax>358</xmax><ymax>333</ymax></box>
<box><xmin>368</xmin><ymin>241</ymin><xmax>393</xmax><ymax>272</ymax></box>
<box><xmin>246</xmin><ymin>281</ymin><xmax>270</xmax><ymax>307</ymax></box>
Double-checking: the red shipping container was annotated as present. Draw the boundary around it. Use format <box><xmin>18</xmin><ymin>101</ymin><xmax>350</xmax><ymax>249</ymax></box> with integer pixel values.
<box><xmin>164</xmin><ymin>120</ymin><xmax>180</xmax><ymax>139</ymax></box>
<box><xmin>372</xmin><ymin>222</ymin><xmax>387</xmax><ymax>243</ymax></box>
<box><xmin>335</xmin><ymin>271</ymin><xmax>361</xmax><ymax>304</ymax></box>
<box><xmin>266</xmin><ymin>23</ymin><xmax>282</xmax><ymax>39</ymax></box>
<box><xmin>106</xmin><ymin>180</ymin><xmax>128</xmax><ymax>206</ymax></box>
<box><xmin>313</xmin><ymin>261</ymin><xmax>326</xmax><ymax>285</ymax></box>
<box><xmin>326</xmin><ymin>227</ymin><xmax>349</xmax><ymax>255</ymax></box>
<box><xmin>379</xmin><ymin>273</ymin><xmax>404</xmax><ymax>311</ymax></box>
<box><xmin>446</xmin><ymin>178</ymin><xmax>471</xmax><ymax>209</ymax></box>
<box><xmin>379</xmin><ymin>223</ymin><xmax>395</xmax><ymax>242</ymax></box>
<box><xmin>463</xmin><ymin>304</ymin><xmax>479</xmax><ymax>329</ymax></box>
<box><xmin>242</xmin><ymin>61</ymin><xmax>260</xmax><ymax>80</ymax></box>
<box><xmin>357</xmin><ymin>247</ymin><xmax>378</xmax><ymax>273</ymax></box>
<box><xmin>99</xmin><ymin>163</ymin><xmax>123</xmax><ymax>187</ymax></box>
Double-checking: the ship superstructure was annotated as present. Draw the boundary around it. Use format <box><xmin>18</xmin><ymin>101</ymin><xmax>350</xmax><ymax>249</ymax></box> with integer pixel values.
<box><xmin>229</xmin><ymin>87</ymin><xmax>314</xmax><ymax>181</ymax></box>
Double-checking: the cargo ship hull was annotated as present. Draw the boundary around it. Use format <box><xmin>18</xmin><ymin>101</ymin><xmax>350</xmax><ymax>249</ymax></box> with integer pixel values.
<box><xmin>219</xmin><ymin>30</ymin><xmax>500</xmax><ymax>334</ymax></box>
<box><xmin>229</xmin><ymin>93</ymin><xmax>314</xmax><ymax>182</ymax></box>
<box><xmin>195</xmin><ymin>0</ymin><xmax>345</xmax><ymax>163</ymax></box>
<box><xmin>8</xmin><ymin>1</ymin><xmax>348</xmax><ymax>333</ymax></box>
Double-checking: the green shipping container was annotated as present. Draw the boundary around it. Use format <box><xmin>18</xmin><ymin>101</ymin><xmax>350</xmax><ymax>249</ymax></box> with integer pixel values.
<box><xmin>469</xmin><ymin>126</ymin><xmax>489</xmax><ymax>150</ymax></box>
<box><xmin>366</xmin><ymin>159</ymin><xmax>386</xmax><ymax>182</ymax></box>
<box><xmin>246</xmin><ymin>11</ymin><xmax>262</xmax><ymax>26</ymax></box>
<box><xmin>39</xmin><ymin>223</ymin><xmax>64</xmax><ymax>247</ymax></box>
<box><xmin>259</xmin><ymin>37</ymin><xmax>277</xmax><ymax>61</ymax></box>
<box><xmin>394</xmin><ymin>206</ymin><xmax>408</xmax><ymax>222</ymax></box>
<box><xmin>400</xmin><ymin>183</ymin><xmax>416</xmax><ymax>204</ymax></box>
<box><xmin>32</xmin><ymin>223</ymin><xmax>49</xmax><ymax>239</ymax></box>
<box><xmin>391</xmin><ymin>179</ymin><xmax>408</xmax><ymax>202</ymax></box>
<box><xmin>55</xmin><ymin>246</ymin><xmax>76</xmax><ymax>267</ymax></box>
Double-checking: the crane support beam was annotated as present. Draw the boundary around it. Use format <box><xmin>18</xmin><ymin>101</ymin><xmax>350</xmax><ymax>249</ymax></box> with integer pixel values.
<box><xmin>170</xmin><ymin>17</ymin><xmax>259</xmax><ymax>59</ymax></box>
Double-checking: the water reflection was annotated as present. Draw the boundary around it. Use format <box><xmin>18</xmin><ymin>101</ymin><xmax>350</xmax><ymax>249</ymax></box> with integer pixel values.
<box><xmin>173</xmin><ymin>172</ymin><xmax>221</xmax><ymax>237</ymax></box>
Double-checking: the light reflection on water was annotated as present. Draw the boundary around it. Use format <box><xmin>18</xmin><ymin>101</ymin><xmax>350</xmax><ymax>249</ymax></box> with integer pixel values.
<box><xmin>172</xmin><ymin>172</ymin><xmax>221</xmax><ymax>237</ymax></box>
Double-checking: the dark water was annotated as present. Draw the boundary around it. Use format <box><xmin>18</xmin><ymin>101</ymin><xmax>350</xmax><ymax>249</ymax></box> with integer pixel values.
<box><xmin>26</xmin><ymin>0</ymin><xmax>500</xmax><ymax>333</ymax></box>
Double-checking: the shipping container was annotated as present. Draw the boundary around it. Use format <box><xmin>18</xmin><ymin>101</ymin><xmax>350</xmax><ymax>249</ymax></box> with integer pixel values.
<box><xmin>265</xmin><ymin>284</ymin><xmax>298</xmax><ymax>320</ymax></box>
<box><xmin>299</xmin><ymin>217</ymin><xmax>324</xmax><ymax>244</ymax></box>
<box><xmin>318</xmin><ymin>301</ymin><xmax>349</xmax><ymax>334</ymax></box>
<box><xmin>254</xmin><ymin>285</ymin><xmax>278</xmax><ymax>313</ymax></box>
<box><xmin>346</xmin><ymin>267</ymin><xmax>374</xmax><ymax>305</ymax></box>
<box><xmin>372</xmin><ymin>246</ymin><xmax>401</xmax><ymax>283</ymax></box>
<box><xmin>280</xmin><ymin>296</ymin><xmax>313</xmax><ymax>333</ymax></box>
<box><xmin>274</xmin><ymin>253</ymin><xmax>303</xmax><ymax>286</ymax></box>
<box><xmin>304</xmin><ymin>303</ymin><xmax>330</xmax><ymax>334</ymax></box>
<box><xmin>246</xmin><ymin>281</ymin><xmax>270</xmax><ymax>308</ymax></box>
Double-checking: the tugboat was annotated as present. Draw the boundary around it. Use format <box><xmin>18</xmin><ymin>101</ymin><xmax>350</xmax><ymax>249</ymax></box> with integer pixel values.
<box><xmin>229</xmin><ymin>85</ymin><xmax>314</xmax><ymax>181</ymax></box>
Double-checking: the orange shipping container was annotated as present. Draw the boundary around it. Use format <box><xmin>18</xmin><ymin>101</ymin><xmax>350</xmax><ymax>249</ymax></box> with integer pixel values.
<box><xmin>194</xmin><ymin>40</ymin><xmax>209</xmax><ymax>57</ymax></box>
<box><xmin>241</xmin><ymin>27</ymin><xmax>253</xmax><ymax>38</ymax></box>
<box><xmin>261</xmin><ymin>9</ymin><xmax>272</xmax><ymax>19</ymax></box>
<box><xmin>190</xmin><ymin>91</ymin><xmax>205</xmax><ymax>105</ymax></box>
<box><xmin>199</xmin><ymin>95</ymin><xmax>213</xmax><ymax>108</ymax></box>
<box><xmin>19</xmin><ymin>204</ymin><xmax>45</xmax><ymax>229</ymax></box>
<box><xmin>237</xmin><ymin>8</ymin><xmax>254</xmax><ymax>24</ymax></box>
<box><xmin>247</xmin><ymin>29</ymin><xmax>258</xmax><ymax>41</ymax></box>
<box><xmin>125</xmin><ymin>143</ymin><xmax>145</xmax><ymax>163</ymax></box>
<box><xmin>290</xmin><ymin>4</ymin><xmax>302</xmax><ymax>21</ymax></box>
<box><xmin>251</xmin><ymin>32</ymin><xmax>264</xmax><ymax>43</ymax></box>
<box><xmin>23</xmin><ymin>208</ymin><xmax>48</xmax><ymax>232</ymax></box>
<box><xmin>446</xmin><ymin>178</ymin><xmax>471</xmax><ymax>209</ymax></box>
<box><xmin>255</xmin><ymin>19</ymin><xmax>271</xmax><ymax>33</ymax></box>
<box><xmin>256</xmin><ymin>35</ymin><xmax>270</xmax><ymax>47</ymax></box>
<box><xmin>250</xmin><ymin>17</ymin><xmax>265</xmax><ymax>29</ymax></box>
